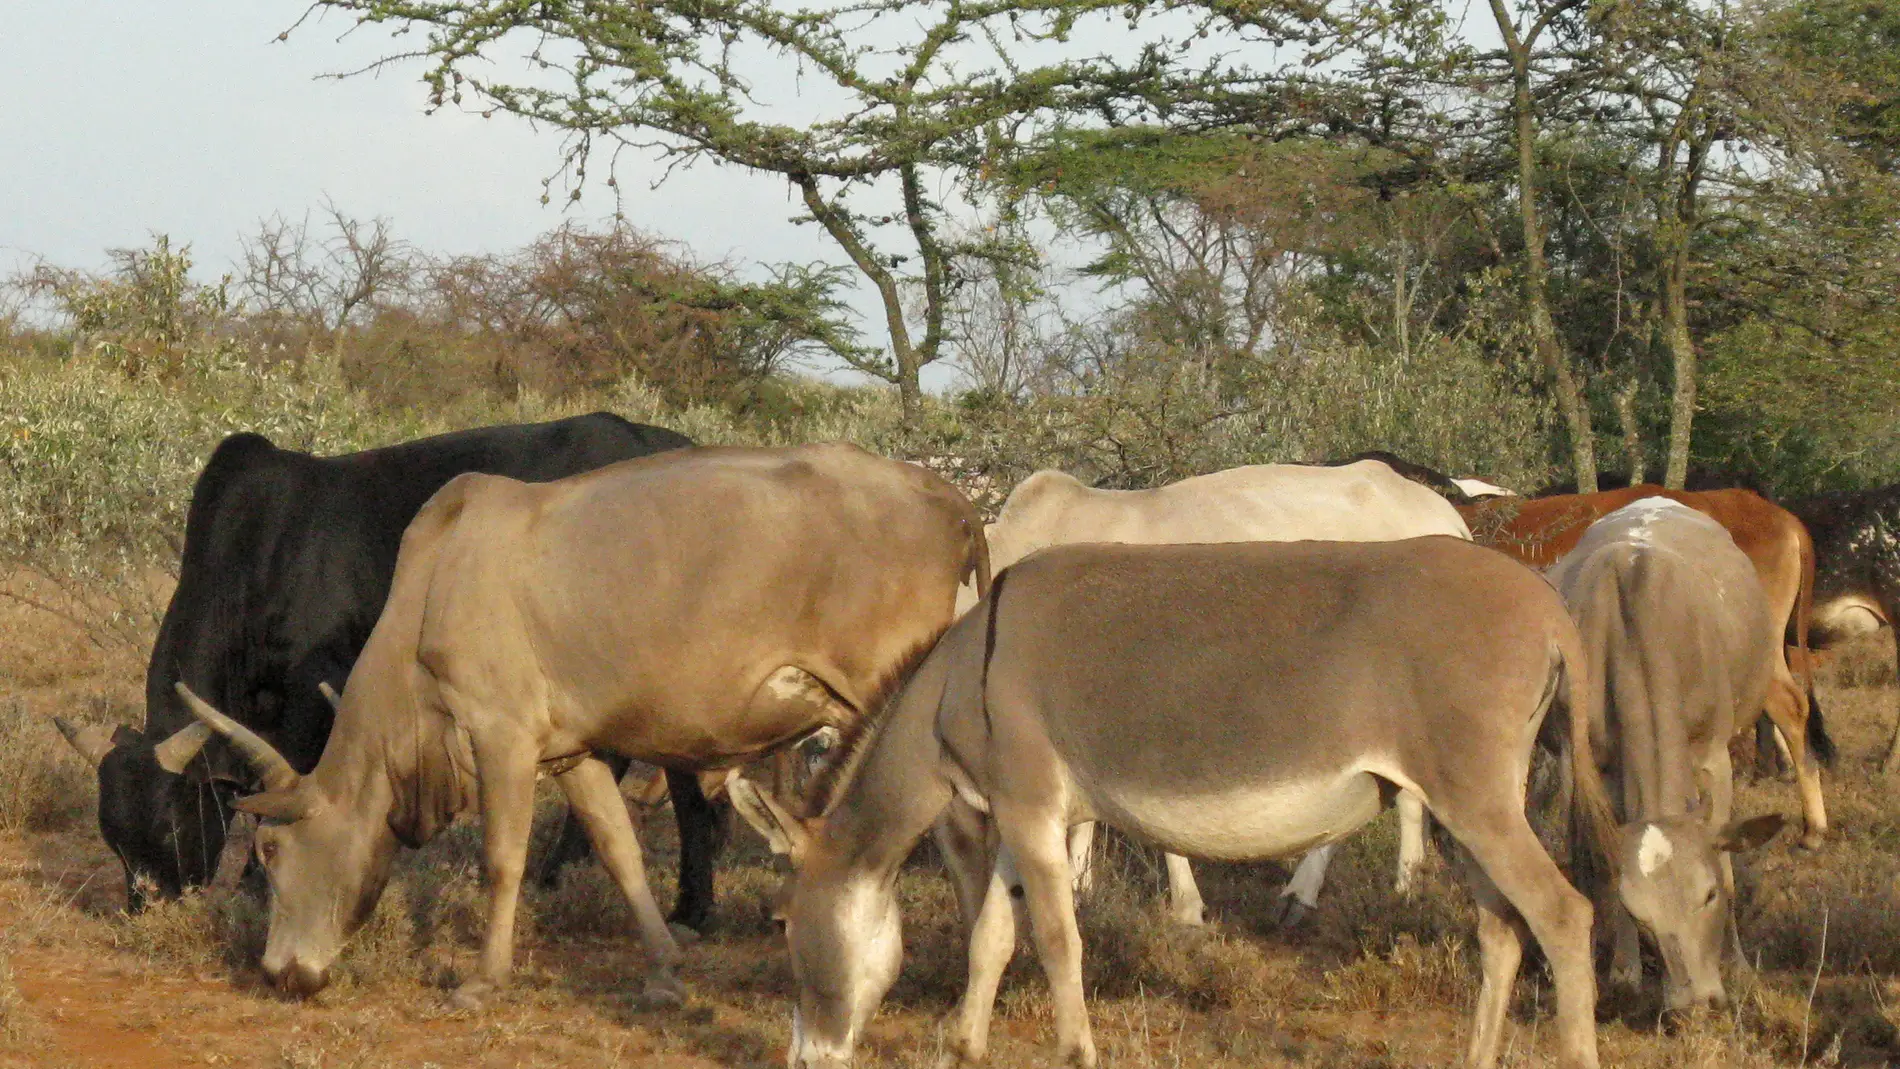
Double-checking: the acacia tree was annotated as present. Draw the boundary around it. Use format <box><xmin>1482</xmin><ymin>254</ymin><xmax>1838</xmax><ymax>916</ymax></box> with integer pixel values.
<box><xmin>296</xmin><ymin>0</ymin><xmax>1267</xmax><ymax>422</ymax></box>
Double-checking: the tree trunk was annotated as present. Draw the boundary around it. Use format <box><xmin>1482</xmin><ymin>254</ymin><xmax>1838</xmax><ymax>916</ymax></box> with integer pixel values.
<box><xmin>1614</xmin><ymin>378</ymin><xmax>1644</xmax><ymax>486</ymax></box>
<box><xmin>1509</xmin><ymin>52</ymin><xmax>1597</xmax><ymax>493</ymax></box>
<box><xmin>1661</xmin><ymin>246</ymin><xmax>1696</xmax><ymax>490</ymax></box>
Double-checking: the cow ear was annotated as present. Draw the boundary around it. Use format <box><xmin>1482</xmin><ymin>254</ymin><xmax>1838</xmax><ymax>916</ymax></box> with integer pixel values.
<box><xmin>729</xmin><ymin>776</ymin><xmax>812</xmax><ymax>863</ymax></box>
<box><xmin>153</xmin><ymin>722</ymin><xmax>214</xmax><ymax>774</ymax></box>
<box><xmin>1716</xmin><ymin>813</ymin><xmax>1787</xmax><ymax>854</ymax></box>
<box><xmin>235</xmin><ymin>789</ymin><xmax>316</xmax><ymax>823</ymax></box>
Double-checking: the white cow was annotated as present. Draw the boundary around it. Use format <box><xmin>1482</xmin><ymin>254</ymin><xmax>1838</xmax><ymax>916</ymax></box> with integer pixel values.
<box><xmin>960</xmin><ymin>460</ymin><xmax>1469</xmax><ymax>925</ymax></box>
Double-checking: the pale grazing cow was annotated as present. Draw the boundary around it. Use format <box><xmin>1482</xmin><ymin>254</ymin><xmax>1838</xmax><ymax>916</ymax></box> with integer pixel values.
<box><xmin>734</xmin><ymin>538</ymin><xmax>1615</xmax><ymax>1069</ymax></box>
<box><xmin>1545</xmin><ymin>499</ymin><xmax>1786</xmax><ymax>1012</ymax></box>
<box><xmin>1463</xmin><ymin>486</ymin><xmax>1827</xmax><ymax>847</ymax></box>
<box><xmin>957</xmin><ymin>460</ymin><xmax>1470</xmax><ymax>926</ymax></box>
<box><xmin>170</xmin><ymin>443</ymin><xmax>988</xmax><ymax>1007</ymax></box>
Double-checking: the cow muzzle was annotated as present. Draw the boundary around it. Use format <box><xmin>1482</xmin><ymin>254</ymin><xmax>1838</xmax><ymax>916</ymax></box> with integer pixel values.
<box><xmin>271</xmin><ymin>960</ymin><xmax>330</xmax><ymax>998</ymax></box>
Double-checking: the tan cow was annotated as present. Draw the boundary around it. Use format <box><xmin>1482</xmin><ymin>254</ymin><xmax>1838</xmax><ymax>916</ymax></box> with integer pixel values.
<box><xmin>172</xmin><ymin>443</ymin><xmax>988</xmax><ymax>1007</ymax></box>
<box><xmin>960</xmin><ymin>459</ymin><xmax>1471</xmax><ymax>925</ymax></box>
<box><xmin>734</xmin><ymin>538</ymin><xmax>1615</xmax><ymax>1069</ymax></box>
<box><xmin>1546</xmin><ymin>498</ymin><xmax>1787</xmax><ymax>1012</ymax></box>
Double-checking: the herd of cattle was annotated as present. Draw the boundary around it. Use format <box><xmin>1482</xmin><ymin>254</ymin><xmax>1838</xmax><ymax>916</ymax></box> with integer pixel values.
<box><xmin>38</xmin><ymin>412</ymin><xmax>1900</xmax><ymax>1069</ymax></box>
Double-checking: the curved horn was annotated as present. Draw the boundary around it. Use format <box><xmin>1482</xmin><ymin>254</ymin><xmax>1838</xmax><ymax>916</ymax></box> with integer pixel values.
<box><xmin>52</xmin><ymin>716</ymin><xmax>116</xmax><ymax>767</ymax></box>
<box><xmin>174</xmin><ymin>683</ymin><xmax>301</xmax><ymax>793</ymax></box>
<box><xmin>152</xmin><ymin>721</ymin><xmax>214</xmax><ymax>775</ymax></box>
<box><xmin>317</xmin><ymin>681</ymin><xmax>342</xmax><ymax>712</ymax></box>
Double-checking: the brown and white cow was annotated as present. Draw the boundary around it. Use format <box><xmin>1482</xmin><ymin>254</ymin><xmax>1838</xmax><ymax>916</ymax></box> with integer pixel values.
<box><xmin>1545</xmin><ymin>498</ymin><xmax>1787</xmax><ymax>1012</ymax></box>
<box><xmin>170</xmin><ymin>443</ymin><xmax>988</xmax><ymax>1006</ymax></box>
<box><xmin>957</xmin><ymin>459</ymin><xmax>1471</xmax><ymax>926</ymax></box>
<box><xmin>1462</xmin><ymin>485</ymin><xmax>1827</xmax><ymax>847</ymax></box>
<box><xmin>735</xmin><ymin>537</ymin><xmax>1615</xmax><ymax>1069</ymax></box>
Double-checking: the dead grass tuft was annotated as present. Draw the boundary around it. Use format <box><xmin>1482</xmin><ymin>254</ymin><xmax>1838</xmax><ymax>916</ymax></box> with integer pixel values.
<box><xmin>1080</xmin><ymin>877</ymin><xmax>1297</xmax><ymax>1012</ymax></box>
<box><xmin>1319</xmin><ymin>933</ymin><xmax>1477</xmax><ymax>1012</ymax></box>
<box><xmin>0</xmin><ymin>944</ymin><xmax>34</xmax><ymax>1048</ymax></box>
<box><xmin>110</xmin><ymin>887</ymin><xmax>267</xmax><ymax>975</ymax></box>
<box><xmin>0</xmin><ymin>698</ymin><xmax>95</xmax><ymax>834</ymax></box>
<box><xmin>1818</xmin><ymin>632</ymin><xmax>1895</xmax><ymax>691</ymax></box>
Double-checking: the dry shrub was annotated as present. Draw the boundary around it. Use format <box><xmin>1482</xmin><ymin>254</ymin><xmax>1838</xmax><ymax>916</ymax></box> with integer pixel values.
<box><xmin>1293</xmin><ymin>815</ymin><xmax>1475</xmax><ymax>964</ymax></box>
<box><xmin>0</xmin><ymin>698</ymin><xmax>94</xmax><ymax>833</ymax></box>
<box><xmin>111</xmin><ymin>888</ymin><xmax>267</xmax><ymax>974</ymax></box>
<box><xmin>1819</xmin><ymin>632</ymin><xmax>1896</xmax><ymax>691</ymax></box>
<box><xmin>1317</xmin><ymin>933</ymin><xmax>1476</xmax><ymax>1012</ymax></box>
<box><xmin>0</xmin><ymin>945</ymin><xmax>31</xmax><ymax>1048</ymax></box>
<box><xmin>530</xmin><ymin>862</ymin><xmax>637</xmax><ymax>942</ymax></box>
<box><xmin>1079</xmin><ymin>876</ymin><xmax>1295</xmax><ymax>1012</ymax></box>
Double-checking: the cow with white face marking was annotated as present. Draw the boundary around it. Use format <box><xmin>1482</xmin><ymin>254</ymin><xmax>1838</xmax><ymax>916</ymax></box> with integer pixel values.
<box><xmin>1546</xmin><ymin>498</ymin><xmax>1788</xmax><ymax>1013</ymax></box>
<box><xmin>168</xmin><ymin>443</ymin><xmax>988</xmax><ymax>1006</ymax></box>
<box><xmin>954</xmin><ymin>459</ymin><xmax>1470</xmax><ymax>928</ymax></box>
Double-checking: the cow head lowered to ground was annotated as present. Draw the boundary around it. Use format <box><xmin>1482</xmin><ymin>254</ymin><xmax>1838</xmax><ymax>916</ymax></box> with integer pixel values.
<box><xmin>53</xmin><ymin>414</ymin><xmax>690</xmax><ymax>912</ymax></box>
<box><xmin>1545</xmin><ymin>498</ymin><xmax>1791</xmax><ymax>1013</ymax></box>
<box><xmin>175</xmin><ymin>682</ymin><xmax>412</xmax><ymax>995</ymax></box>
<box><xmin>1613</xmin><ymin>812</ymin><xmax>1784</xmax><ymax>1011</ymax></box>
<box><xmin>169</xmin><ymin>443</ymin><xmax>989</xmax><ymax>1005</ymax></box>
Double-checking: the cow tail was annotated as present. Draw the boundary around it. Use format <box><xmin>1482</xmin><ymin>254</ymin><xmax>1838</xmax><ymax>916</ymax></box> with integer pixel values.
<box><xmin>968</xmin><ymin>517</ymin><xmax>993</xmax><ymax>601</ymax></box>
<box><xmin>977</xmin><ymin>566</ymin><xmax>1012</xmax><ymax>736</ymax></box>
<box><xmin>1792</xmin><ymin>520</ymin><xmax>1836</xmax><ymax>767</ymax></box>
<box><xmin>1557</xmin><ymin>615</ymin><xmax>1621</xmax><ymax>884</ymax></box>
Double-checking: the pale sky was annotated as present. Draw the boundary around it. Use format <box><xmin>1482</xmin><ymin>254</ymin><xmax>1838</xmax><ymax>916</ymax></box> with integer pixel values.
<box><xmin>2</xmin><ymin>2</ymin><xmax>926</xmax><ymax>381</ymax></box>
<box><xmin>0</xmin><ymin>3</ymin><xmax>1381</xmax><ymax>389</ymax></box>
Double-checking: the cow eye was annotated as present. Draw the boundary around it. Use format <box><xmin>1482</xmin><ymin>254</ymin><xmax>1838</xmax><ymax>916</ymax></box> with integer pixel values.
<box><xmin>257</xmin><ymin>839</ymin><xmax>278</xmax><ymax>866</ymax></box>
<box><xmin>1703</xmin><ymin>886</ymin><xmax>1719</xmax><ymax>909</ymax></box>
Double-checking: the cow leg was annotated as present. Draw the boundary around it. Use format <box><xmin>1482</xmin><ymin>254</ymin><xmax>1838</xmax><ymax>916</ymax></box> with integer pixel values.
<box><xmin>1458</xmin><ymin>855</ymin><xmax>1529</xmax><ymax>1069</ymax></box>
<box><xmin>1438</xmin><ymin>800</ymin><xmax>1598</xmax><ymax>1069</ymax></box>
<box><xmin>1273</xmin><ymin>844</ymin><xmax>1336</xmax><ymax>927</ymax></box>
<box><xmin>666</xmin><ymin>767</ymin><xmax>718</xmax><ymax>938</ymax></box>
<box><xmin>535</xmin><ymin>751</ymin><xmax>635</xmax><ymax>889</ymax></box>
<box><xmin>456</xmin><ymin>742</ymin><xmax>541</xmax><ymax>1009</ymax></box>
<box><xmin>951</xmin><ymin>856</ymin><xmax>1021</xmax><ymax>1064</ymax></box>
<box><xmin>1163</xmin><ymin>853</ymin><xmax>1205</xmax><ymax>926</ymax></box>
<box><xmin>1396</xmin><ymin>791</ymin><xmax>1427</xmax><ymax>895</ymax></box>
<box><xmin>1753</xmin><ymin>715</ymin><xmax>1789</xmax><ymax>779</ymax></box>
<box><xmin>1880</xmin><ymin>627</ymin><xmax>1900</xmax><ymax>774</ymax></box>
<box><xmin>1762</xmin><ymin>674</ymin><xmax>1827</xmax><ymax>848</ymax></box>
<box><xmin>1067</xmin><ymin>821</ymin><xmax>1096</xmax><ymax>894</ymax></box>
<box><xmin>556</xmin><ymin>756</ymin><xmax>685</xmax><ymax>1006</ymax></box>
<box><xmin>995</xmin><ymin>807</ymin><xmax>1096</xmax><ymax>1068</ymax></box>
<box><xmin>934</xmin><ymin>797</ymin><xmax>995</xmax><ymax>934</ymax></box>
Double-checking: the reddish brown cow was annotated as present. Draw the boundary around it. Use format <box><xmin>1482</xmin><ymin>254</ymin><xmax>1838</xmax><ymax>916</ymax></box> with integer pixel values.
<box><xmin>1461</xmin><ymin>485</ymin><xmax>1825</xmax><ymax>847</ymax></box>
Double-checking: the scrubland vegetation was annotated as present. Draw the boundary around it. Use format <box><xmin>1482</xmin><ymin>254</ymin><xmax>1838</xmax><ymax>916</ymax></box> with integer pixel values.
<box><xmin>1</xmin><ymin>0</ymin><xmax>1897</xmax><ymax>1062</ymax></box>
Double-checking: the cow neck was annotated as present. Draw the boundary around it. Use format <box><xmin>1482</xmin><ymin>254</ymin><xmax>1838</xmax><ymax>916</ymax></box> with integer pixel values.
<box><xmin>816</xmin><ymin>652</ymin><xmax>955</xmax><ymax>874</ymax></box>
<box><xmin>317</xmin><ymin>660</ymin><xmax>467</xmax><ymax>851</ymax></box>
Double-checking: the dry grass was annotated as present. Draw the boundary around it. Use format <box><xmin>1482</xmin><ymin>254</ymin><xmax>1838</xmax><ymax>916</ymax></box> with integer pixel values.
<box><xmin>1</xmin><ymin>568</ymin><xmax>1898</xmax><ymax>1066</ymax></box>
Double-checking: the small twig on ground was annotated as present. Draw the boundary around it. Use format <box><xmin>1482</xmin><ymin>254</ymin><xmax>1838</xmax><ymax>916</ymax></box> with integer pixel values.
<box><xmin>1801</xmin><ymin>905</ymin><xmax>1828</xmax><ymax>1066</ymax></box>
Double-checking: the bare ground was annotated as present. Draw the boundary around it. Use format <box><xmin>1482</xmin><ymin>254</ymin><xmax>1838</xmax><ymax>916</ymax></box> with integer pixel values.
<box><xmin>3</xmin><ymin>594</ymin><xmax>1898</xmax><ymax>1068</ymax></box>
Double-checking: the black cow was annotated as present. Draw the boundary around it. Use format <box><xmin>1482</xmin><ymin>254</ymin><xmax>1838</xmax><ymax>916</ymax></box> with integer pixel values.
<box><xmin>53</xmin><ymin>414</ymin><xmax>724</xmax><ymax>925</ymax></box>
<box><xmin>1787</xmin><ymin>484</ymin><xmax>1900</xmax><ymax>770</ymax></box>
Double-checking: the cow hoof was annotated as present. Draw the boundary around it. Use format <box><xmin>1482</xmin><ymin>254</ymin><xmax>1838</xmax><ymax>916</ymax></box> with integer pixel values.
<box><xmin>1170</xmin><ymin>907</ymin><xmax>1206</xmax><ymax>927</ymax></box>
<box><xmin>1798</xmin><ymin>832</ymin><xmax>1825</xmax><ymax>852</ymax></box>
<box><xmin>667</xmin><ymin>922</ymin><xmax>702</xmax><ymax>946</ymax></box>
<box><xmin>449</xmin><ymin>980</ymin><xmax>496</xmax><ymax>1011</ymax></box>
<box><xmin>1270</xmin><ymin>895</ymin><xmax>1309</xmax><ymax>929</ymax></box>
<box><xmin>637</xmin><ymin>972</ymin><xmax>686</xmax><ymax>1010</ymax></box>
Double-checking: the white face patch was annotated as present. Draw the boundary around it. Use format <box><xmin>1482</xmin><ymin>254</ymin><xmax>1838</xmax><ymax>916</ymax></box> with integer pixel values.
<box><xmin>1638</xmin><ymin>824</ymin><xmax>1675</xmax><ymax>876</ymax></box>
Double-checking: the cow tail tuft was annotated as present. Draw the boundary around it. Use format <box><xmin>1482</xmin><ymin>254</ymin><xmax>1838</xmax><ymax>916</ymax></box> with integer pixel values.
<box><xmin>1558</xmin><ymin>622</ymin><xmax>1621</xmax><ymax>883</ymax></box>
